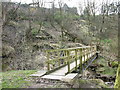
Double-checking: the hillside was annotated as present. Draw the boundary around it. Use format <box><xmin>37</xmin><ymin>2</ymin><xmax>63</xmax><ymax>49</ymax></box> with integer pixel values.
<box><xmin>1</xmin><ymin>1</ymin><xmax>119</xmax><ymax>89</ymax></box>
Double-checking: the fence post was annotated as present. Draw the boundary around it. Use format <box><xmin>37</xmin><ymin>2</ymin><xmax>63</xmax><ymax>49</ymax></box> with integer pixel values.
<box><xmin>47</xmin><ymin>51</ymin><xmax>50</xmax><ymax>71</ymax></box>
<box><xmin>67</xmin><ymin>50</ymin><xmax>70</xmax><ymax>73</ymax></box>
<box><xmin>75</xmin><ymin>49</ymin><xmax>77</xmax><ymax>71</ymax></box>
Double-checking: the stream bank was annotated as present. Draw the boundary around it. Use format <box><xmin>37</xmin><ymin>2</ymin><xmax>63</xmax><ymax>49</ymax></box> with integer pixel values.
<box><xmin>69</xmin><ymin>56</ymin><xmax>117</xmax><ymax>88</ymax></box>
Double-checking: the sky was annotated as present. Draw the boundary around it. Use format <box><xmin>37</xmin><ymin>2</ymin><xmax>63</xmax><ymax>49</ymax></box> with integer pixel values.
<box><xmin>7</xmin><ymin>0</ymin><xmax>119</xmax><ymax>14</ymax></box>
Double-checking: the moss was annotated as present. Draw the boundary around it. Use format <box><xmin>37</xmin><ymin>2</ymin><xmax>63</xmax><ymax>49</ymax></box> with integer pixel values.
<box><xmin>95</xmin><ymin>58</ymin><xmax>117</xmax><ymax>76</ymax></box>
<box><xmin>111</xmin><ymin>61</ymin><xmax>118</xmax><ymax>67</ymax></box>
<box><xmin>114</xmin><ymin>64</ymin><xmax>120</xmax><ymax>89</ymax></box>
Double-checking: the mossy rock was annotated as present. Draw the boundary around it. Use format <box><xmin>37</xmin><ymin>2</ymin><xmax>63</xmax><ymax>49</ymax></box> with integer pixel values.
<box><xmin>72</xmin><ymin>79</ymin><xmax>108</xmax><ymax>88</ymax></box>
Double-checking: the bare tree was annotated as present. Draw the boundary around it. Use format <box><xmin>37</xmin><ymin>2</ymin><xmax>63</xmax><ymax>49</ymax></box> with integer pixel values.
<box><xmin>2</xmin><ymin>1</ymin><xmax>21</xmax><ymax>27</ymax></box>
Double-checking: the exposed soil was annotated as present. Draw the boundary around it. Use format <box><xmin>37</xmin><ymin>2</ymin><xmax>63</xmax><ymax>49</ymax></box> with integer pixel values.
<box><xmin>27</xmin><ymin>78</ymin><xmax>72</xmax><ymax>88</ymax></box>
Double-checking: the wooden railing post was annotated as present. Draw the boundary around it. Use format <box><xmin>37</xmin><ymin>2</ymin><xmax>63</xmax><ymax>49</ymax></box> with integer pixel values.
<box><xmin>67</xmin><ymin>50</ymin><xmax>70</xmax><ymax>73</ymax></box>
<box><xmin>87</xmin><ymin>48</ymin><xmax>89</xmax><ymax>60</ymax></box>
<box><xmin>79</xmin><ymin>48</ymin><xmax>82</xmax><ymax>73</ymax></box>
<box><xmin>57</xmin><ymin>51</ymin><xmax>60</xmax><ymax>67</ymax></box>
<box><xmin>94</xmin><ymin>46</ymin><xmax>97</xmax><ymax>53</ymax></box>
<box><xmin>64</xmin><ymin>50</ymin><xmax>67</xmax><ymax>65</ymax></box>
<box><xmin>92</xmin><ymin>46</ymin><xmax>94</xmax><ymax>55</ymax></box>
<box><xmin>93</xmin><ymin>46</ymin><xmax>95</xmax><ymax>54</ymax></box>
<box><xmin>83</xmin><ymin>48</ymin><xmax>86</xmax><ymax>62</ymax></box>
<box><xmin>75</xmin><ymin>49</ymin><xmax>77</xmax><ymax>71</ymax></box>
<box><xmin>47</xmin><ymin>51</ymin><xmax>50</xmax><ymax>71</ymax></box>
<box><xmin>90</xmin><ymin>46</ymin><xmax>91</xmax><ymax>57</ymax></box>
<box><xmin>89</xmin><ymin>46</ymin><xmax>91</xmax><ymax>57</ymax></box>
<box><xmin>88</xmin><ymin>47</ymin><xmax>90</xmax><ymax>58</ymax></box>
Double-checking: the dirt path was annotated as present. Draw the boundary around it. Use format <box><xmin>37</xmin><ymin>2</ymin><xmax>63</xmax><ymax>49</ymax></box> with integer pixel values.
<box><xmin>27</xmin><ymin>78</ymin><xmax>72</xmax><ymax>88</ymax></box>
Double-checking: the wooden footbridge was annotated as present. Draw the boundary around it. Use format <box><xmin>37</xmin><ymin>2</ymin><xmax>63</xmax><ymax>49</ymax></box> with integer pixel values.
<box><xmin>31</xmin><ymin>45</ymin><xmax>98</xmax><ymax>81</ymax></box>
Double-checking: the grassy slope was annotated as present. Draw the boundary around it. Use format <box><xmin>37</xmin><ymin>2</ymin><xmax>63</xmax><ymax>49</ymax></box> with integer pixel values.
<box><xmin>1</xmin><ymin>70</ymin><xmax>36</xmax><ymax>88</ymax></box>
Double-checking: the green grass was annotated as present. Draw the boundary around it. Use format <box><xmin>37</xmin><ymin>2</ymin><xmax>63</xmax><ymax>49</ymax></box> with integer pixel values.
<box><xmin>1</xmin><ymin>70</ymin><xmax>36</xmax><ymax>88</ymax></box>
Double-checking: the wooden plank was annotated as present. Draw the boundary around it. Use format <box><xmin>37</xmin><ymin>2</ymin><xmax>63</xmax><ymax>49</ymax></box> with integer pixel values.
<box><xmin>47</xmin><ymin>55</ymin><xmax>74</xmax><ymax>63</ymax></box>
<box><xmin>41</xmin><ymin>73</ymin><xmax>78</xmax><ymax>81</ymax></box>
<box><xmin>41</xmin><ymin>75</ymin><xmax>64</xmax><ymax>80</ymax></box>
<box><xmin>30</xmin><ymin>70</ymin><xmax>47</xmax><ymax>77</ymax></box>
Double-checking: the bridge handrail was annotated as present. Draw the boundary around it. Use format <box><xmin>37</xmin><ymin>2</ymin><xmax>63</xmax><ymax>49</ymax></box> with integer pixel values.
<box><xmin>45</xmin><ymin>45</ymin><xmax>97</xmax><ymax>73</ymax></box>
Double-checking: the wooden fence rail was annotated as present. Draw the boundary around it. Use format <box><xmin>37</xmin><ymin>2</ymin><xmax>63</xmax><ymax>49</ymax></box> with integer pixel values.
<box><xmin>46</xmin><ymin>46</ymin><xmax>96</xmax><ymax>73</ymax></box>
